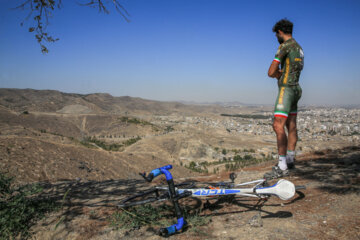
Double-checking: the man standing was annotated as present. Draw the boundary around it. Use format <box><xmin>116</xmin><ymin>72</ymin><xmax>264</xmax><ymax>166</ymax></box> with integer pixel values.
<box><xmin>264</xmin><ymin>19</ymin><xmax>304</xmax><ymax>179</ymax></box>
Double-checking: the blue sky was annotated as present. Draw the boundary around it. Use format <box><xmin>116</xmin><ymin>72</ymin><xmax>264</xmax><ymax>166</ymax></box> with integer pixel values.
<box><xmin>1</xmin><ymin>0</ymin><xmax>360</xmax><ymax>105</ymax></box>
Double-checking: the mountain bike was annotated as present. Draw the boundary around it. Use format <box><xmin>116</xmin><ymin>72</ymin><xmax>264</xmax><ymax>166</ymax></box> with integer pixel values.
<box><xmin>118</xmin><ymin>165</ymin><xmax>305</xmax><ymax>236</ymax></box>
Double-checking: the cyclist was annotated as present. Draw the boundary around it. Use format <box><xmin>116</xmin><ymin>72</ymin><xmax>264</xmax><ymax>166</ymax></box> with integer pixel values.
<box><xmin>264</xmin><ymin>19</ymin><xmax>304</xmax><ymax>179</ymax></box>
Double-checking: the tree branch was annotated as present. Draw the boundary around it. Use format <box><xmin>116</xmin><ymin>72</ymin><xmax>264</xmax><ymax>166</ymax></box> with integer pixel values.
<box><xmin>15</xmin><ymin>0</ymin><xmax>129</xmax><ymax>53</ymax></box>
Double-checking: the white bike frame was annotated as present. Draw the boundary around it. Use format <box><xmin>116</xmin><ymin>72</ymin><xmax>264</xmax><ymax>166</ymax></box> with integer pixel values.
<box><xmin>175</xmin><ymin>178</ymin><xmax>296</xmax><ymax>200</ymax></box>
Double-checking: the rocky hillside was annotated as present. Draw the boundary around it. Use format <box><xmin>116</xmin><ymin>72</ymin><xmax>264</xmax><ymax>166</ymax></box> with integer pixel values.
<box><xmin>0</xmin><ymin>88</ymin><xmax>268</xmax><ymax>184</ymax></box>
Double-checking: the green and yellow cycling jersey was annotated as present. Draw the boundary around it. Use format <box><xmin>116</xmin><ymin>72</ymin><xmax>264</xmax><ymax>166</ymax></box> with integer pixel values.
<box><xmin>274</xmin><ymin>38</ymin><xmax>304</xmax><ymax>87</ymax></box>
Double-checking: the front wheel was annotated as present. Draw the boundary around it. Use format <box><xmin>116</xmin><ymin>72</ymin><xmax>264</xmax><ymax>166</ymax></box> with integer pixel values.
<box><xmin>118</xmin><ymin>182</ymin><xmax>196</xmax><ymax>208</ymax></box>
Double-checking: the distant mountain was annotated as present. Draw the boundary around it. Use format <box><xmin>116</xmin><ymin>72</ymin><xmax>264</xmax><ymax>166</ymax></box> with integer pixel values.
<box><xmin>178</xmin><ymin>100</ymin><xmax>245</xmax><ymax>106</ymax></box>
<box><xmin>178</xmin><ymin>100</ymin><xmax>274</xmax><ymax>107</ymax></box>
<box><xmin>0</xmin><ymin>88</ymin><xmax>227</xmax><ymax>115</ymax></box>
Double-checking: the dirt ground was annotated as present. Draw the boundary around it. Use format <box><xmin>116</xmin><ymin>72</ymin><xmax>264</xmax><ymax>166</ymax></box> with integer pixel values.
<box><xmin>30</xmin><ymin>145</ymin><xmax>360</xmax><ymax>240</ymax></box>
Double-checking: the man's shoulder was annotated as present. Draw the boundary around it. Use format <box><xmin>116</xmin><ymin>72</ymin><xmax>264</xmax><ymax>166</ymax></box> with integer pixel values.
<box><xmin>278</xmin><ymin>39</ymin><xmax>294</xmax><ymax>51</ymax></box>
<box><xmin>277</xmin><ymin>42</ymin><xmax>288</xmax><ymax>54</ymax></box>
<box><xmin>288</xmin><ymin>38</ymin><xmax>302</xmax><ymax>50</ymax></box>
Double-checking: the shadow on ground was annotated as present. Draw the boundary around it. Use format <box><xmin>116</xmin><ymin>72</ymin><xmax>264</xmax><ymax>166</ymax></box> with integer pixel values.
<box><xmin>188</xmin><ymin>189</ymin><xmax>305</xmax><ymax>219</ymax></box>
<box><xmin>39</xmin><ymin>178</ymin><xmax>146</xmax><ymax>207</ymax></box>
<box><xmin>34</xmin><ymin>178</ymin><xmax>150</xmax><ymax>237</ymax></box>
<box><xmin>294</xmin><ymin>145</ymin><xmax>360</xmax><ymax>194</ymax></box>
<box><xmin>32</xmin><ymin>145</ymin><xmax>359</xmax><ymax>238</ymax></box>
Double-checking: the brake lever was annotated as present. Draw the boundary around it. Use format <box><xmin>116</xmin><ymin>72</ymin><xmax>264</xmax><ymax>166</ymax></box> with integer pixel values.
<box><xmin>139</xmin><ymin>172</ymin><xmax>154</xmax><ymax>182</ymax></box>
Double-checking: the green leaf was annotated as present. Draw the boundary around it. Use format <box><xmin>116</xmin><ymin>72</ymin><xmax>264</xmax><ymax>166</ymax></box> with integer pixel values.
<box><xmin>41</xmin><ymin>45</ymin><xmax>48</xmax><ymax>53</ymax></box>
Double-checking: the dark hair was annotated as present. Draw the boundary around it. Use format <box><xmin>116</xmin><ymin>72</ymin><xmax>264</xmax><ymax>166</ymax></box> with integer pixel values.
<box><xmin>272</xmin><ymin>19</ymin><xmax>293</xmax><ymax>34</ymax></box>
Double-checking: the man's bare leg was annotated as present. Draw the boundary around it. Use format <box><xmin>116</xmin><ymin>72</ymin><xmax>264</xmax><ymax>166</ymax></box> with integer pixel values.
<box><xmin>286</xmin><ymin>115</ymin><xmax>297</xmax><ymax>167</ymax></box>
<box><xmin>286</xmin><ymin>115</ymin><xmax>297</xmax><ymax>150</ymax></box>
<box><xmin>273</xmin><ymin>117</ymin><xmax>288</xmax><ymax>170</ymax></box>
<box><xmin>273</xmin><ymin>117</ymin><xmax>288</xmax><ymax>155</ymax></box>
<box><xmin>264</xmin><ymin>116</ymin><xmax>290</xmax><ymax>179</ymax></box>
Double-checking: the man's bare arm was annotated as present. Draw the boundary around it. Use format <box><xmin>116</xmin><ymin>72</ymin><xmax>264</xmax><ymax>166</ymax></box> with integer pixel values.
<box><xmin>268</xmin><ymin>61</ymin><xmax>282</xmax><ymax>79</ymax></box>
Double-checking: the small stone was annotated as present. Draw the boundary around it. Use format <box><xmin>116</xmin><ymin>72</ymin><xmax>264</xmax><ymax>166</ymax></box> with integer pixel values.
<box><xmin>248</xmin><ymin>212</ymin><xmax>263</xmax><ymax>227</ymax></box>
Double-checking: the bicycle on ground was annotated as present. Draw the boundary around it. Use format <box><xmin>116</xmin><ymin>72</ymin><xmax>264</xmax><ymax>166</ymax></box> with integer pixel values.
<box><xmin>118</xmin><ymin>165</ymin><xmax>305</xmax><ymax>236</ymax></box>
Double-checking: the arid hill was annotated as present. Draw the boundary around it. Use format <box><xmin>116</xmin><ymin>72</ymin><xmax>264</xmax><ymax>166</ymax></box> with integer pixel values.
<box><xmin>0</xmin><ymin>89</ymin><xmax>200</xmax><ymax>183</ymax></box>
<box><xmin>0</xmin><ymin>88</ymin><xmax>230</xmax><ymax>115</ymax></box>
<box><xmin>0</xmin><ymin>88</ymin><xmax>273</xmax><ymax>184</ymax></box>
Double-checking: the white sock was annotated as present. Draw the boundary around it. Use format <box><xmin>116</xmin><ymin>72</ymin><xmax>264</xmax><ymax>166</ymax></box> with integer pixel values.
<box><xmin>278</xmin><ymin>155</ymin><xmax>287</xmax><ymax>170</ymax></box>
<box><xmin>287</xmin><ymin>150</ymin><xmax>295</xmax><ymax>163</ymax></box>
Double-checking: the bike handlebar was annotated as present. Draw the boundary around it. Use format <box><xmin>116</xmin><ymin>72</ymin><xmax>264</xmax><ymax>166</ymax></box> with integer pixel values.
<box><xmin>139</xmin><ymin>165</ymin><xmax>188</xmax><ymax>237</ymax></box>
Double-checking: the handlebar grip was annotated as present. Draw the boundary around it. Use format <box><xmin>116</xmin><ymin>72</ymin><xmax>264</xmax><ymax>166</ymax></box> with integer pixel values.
<box><xmin>158</xmin><ymin>217</ymin><xmax>186</xmax><ymax>236</ymax></box>
<box><xmin>139</xmin><ymin>172</ymin><xmax>154</xmax><ymax>182</ymax></box>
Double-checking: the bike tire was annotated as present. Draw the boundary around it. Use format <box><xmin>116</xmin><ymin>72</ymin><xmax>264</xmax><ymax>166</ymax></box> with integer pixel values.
<box><xmin>118</xmin><ymin>188</ymin><xmax>169</xmax><ymax>208</ymax></box>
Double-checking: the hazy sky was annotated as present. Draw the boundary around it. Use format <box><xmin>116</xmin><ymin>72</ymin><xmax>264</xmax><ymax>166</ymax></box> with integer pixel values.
<box><xmin>1</xmin><ymin>0</ymin><xmax>360</xmax><ymax>105</ymax></box>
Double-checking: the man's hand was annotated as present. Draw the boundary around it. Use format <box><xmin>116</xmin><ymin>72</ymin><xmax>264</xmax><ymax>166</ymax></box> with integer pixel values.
<box><xmin>275</xmin><ymin>69</ymin><xmax>283</xmax><ymax>80</ymax></box>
